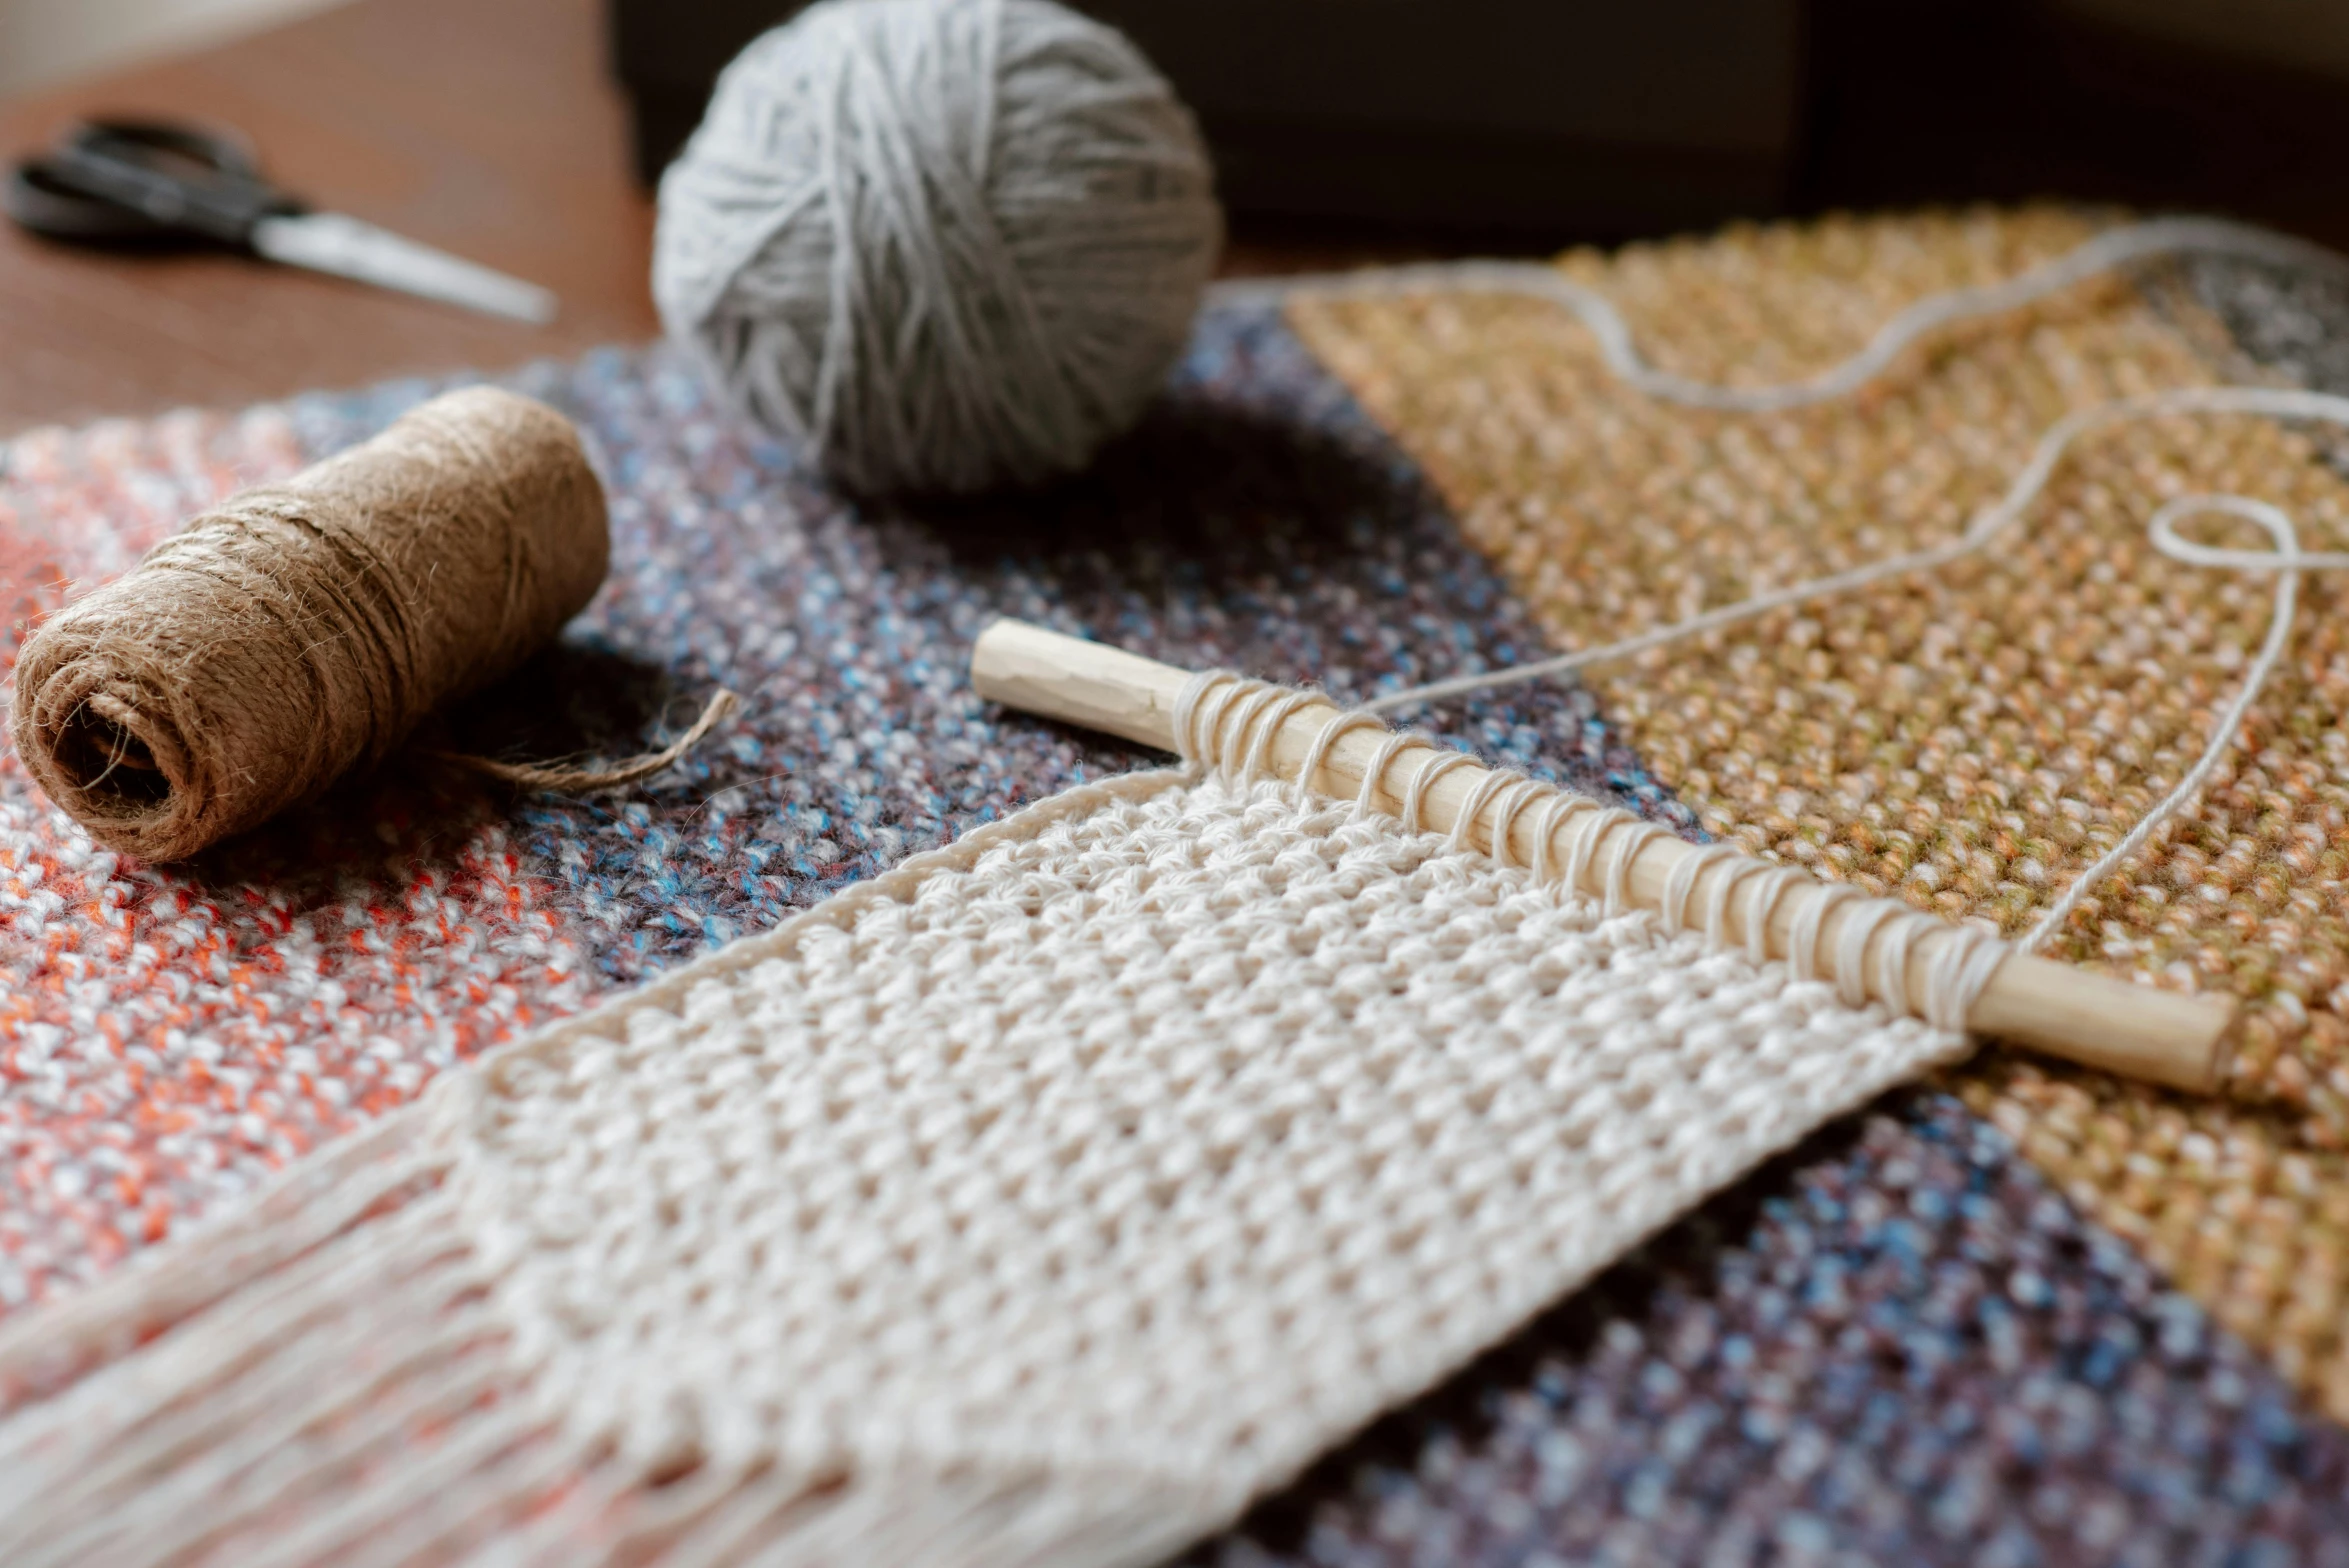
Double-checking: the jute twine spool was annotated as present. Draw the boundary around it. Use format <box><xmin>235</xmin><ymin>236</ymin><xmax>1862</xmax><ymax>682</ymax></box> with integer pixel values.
<box><xmin>7</xmin><ymin>387</ymin><xmax>700</xmax><ymax>862</ymax></box>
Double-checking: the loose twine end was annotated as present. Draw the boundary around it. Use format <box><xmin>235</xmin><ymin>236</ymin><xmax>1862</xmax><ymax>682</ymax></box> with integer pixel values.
<box><xmin>437</xmin><ymin>687</ymin><xmax>743</xmax><ymax>793</ymax></box>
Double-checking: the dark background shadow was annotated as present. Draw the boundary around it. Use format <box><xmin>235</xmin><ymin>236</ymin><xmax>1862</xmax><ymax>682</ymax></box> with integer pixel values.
<box><xmin>889</xmin><ymin>395</ymin><xmax>1393</xmax><ymax>582</ymax></box>
<box><xmin>1796</xmin><ymin>0</ymin><xmax>2349</xmax><ymax>250</ymax></box>
<box><xmin>439</xmin><ymin>639</ymin><xmax>684</xmax><ymax>770</ymax></box>
<box><xmin>615</xmin><ymin>0</ymin><xmax>2349</xmax><ymax>258</ymax></box>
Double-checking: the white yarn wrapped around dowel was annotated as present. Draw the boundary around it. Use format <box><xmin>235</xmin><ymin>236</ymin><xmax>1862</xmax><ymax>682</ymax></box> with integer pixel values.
<box><xmin>653</xmin><ymin>0</ymin><xmax>1223</xmax><ymax>496</ymax></box>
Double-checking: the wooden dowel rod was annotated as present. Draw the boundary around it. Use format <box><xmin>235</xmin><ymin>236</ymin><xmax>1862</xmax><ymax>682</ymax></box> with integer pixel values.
<box><xmin>972</xmin><ymin>619</ymin><xmax>2236</xmax><ymax>1095</ymax></box>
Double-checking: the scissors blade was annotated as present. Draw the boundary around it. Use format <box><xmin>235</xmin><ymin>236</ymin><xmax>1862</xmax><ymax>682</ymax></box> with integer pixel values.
<box><xmin>249</xmin><ymin>212</ymin><xmax>558</xmax><ymax>325</ymax></box>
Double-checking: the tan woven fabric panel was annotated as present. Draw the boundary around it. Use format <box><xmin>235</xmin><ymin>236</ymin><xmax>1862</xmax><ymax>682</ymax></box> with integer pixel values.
<box><xmin>1286</xmin><ymin>208</ymin><xmax>2349</xmax><ymax>1416</ymax></box>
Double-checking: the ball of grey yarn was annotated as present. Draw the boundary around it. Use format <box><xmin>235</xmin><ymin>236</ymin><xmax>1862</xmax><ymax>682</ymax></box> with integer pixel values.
<box><xmin>653</xmin><ymin>0</ymin><xmax>1223</xmax><ymax>496</ymax></box>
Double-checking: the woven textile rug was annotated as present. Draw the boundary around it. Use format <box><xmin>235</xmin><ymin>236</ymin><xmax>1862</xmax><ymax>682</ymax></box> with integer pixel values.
<box><xmin>3</xmin><ymin>208</ymin><xmax>2349</xmax><ymax>1562</ymax></box>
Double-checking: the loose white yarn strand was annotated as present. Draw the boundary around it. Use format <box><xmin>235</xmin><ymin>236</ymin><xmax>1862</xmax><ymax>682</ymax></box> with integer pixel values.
<box><xmin>2019</xmin><ymin>495</ymin><xmax>2305</xmax><ymax>946</ymax></box>
<box><xmin>1212</xmin><ymin>215</ymin><xmax>2348</xmax><ymax>413</ymax></box>
<box><xmin>1244</xmin><ymin>219</ymin><xmax>2349</xmax><ymax>953</ymax></box>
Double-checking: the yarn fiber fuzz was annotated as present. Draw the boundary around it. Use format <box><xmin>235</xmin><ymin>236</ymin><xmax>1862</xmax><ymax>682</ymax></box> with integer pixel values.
<box><xmin>653</xmin><ymin>0</ymin><xmax>1222</xmax><ymax>497</ymax></box>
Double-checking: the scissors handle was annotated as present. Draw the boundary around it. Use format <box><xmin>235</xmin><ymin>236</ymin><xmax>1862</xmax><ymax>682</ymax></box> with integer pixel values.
<box><xmin>5</xmin><ymin>120</ymin><xmax>292</xmax><ymax>248</ymax></box>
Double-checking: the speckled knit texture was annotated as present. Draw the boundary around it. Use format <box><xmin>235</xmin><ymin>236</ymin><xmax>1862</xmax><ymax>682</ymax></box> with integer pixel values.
<box><xmin>2</xmin><ymin>274</ymin><xmax>2345</xmax><ymax>1561</ymax></box>
<box><xmin>1284</xmin><ymin>207</ymin><xmax>2349</xmax><ymax>1421</ymax></box>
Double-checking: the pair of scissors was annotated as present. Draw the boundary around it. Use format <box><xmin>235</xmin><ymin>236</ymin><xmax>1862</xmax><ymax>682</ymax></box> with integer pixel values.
<box><xmin>3</xmin><ymin>119</ymin><xmax>558</xmax><ymax>325</ymax></box>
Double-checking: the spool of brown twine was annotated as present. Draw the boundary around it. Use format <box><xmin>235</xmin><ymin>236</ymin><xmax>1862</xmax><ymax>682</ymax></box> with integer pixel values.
<box><xmin>10</xmin><ymin>386</ymin><xmax>734</xmax><ymax>862</ymax></box>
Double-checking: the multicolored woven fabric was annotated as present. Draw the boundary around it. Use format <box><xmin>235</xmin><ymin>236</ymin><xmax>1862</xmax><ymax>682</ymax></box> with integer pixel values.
<box><xmin>1285</xmin><ymin>207</ymin><xmax>2349</xmax><ymax>1424</ymax></box>
<box><xmin>3</xmin><ymin>208</ymin><xmax>2348</xmax><ymax>1562</ymax></box>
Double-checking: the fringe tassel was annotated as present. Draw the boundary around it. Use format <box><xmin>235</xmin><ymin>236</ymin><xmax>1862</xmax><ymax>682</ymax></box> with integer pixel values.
<box><xmin>0</xmin><ymin>1103</ymin><xmax>1220</xmax><ymax>1567</ymax></box>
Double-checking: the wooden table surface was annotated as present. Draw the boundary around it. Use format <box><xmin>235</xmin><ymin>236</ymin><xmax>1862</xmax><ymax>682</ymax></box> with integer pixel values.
<box><xmin>0</xmin><ymin>0</ymin><xmax>676</xmax><ymax>434</ymax></box>
<box><xmin>0</xmin><ymin>0</ymin><xmax>669</xmax><ymax>435</ymax></box>
<box><xmin>0</xmin><ymin>0</ymin><xmax>1433</xmax><ymax>439</ymax></box>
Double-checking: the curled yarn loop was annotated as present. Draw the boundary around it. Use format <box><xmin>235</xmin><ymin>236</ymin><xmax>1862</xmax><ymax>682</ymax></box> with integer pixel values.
<box><xmin>1171</xmin><ymin>669</ymin><xmax>2009</xmax><ymax>1036</ymax></box>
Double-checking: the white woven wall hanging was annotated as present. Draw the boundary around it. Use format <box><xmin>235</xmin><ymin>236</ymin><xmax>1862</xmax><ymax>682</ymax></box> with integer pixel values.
<box><xmin>0</xmin><ymin>747</ymin><xmax>1964</xmax><ymax>1568</ymax></box>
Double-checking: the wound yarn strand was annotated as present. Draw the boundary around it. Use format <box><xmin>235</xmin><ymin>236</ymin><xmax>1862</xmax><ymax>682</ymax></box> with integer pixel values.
<box><xmin>1170</xmin><ymin>669</ymin><xmax>2010</xmax><ymax>1037</ymax></box>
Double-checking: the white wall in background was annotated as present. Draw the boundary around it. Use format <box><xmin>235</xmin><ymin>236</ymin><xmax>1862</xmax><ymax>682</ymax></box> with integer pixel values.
<box><xmin>0</xmin><ymin>0</ymin><xmax>348</xmax><ymax>101</ymax></box>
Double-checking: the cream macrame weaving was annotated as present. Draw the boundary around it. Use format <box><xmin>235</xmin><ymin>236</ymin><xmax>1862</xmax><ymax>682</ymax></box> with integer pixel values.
<box><xmin>0</xmin><ymin>733</ymin><xmax>1967</xmax><ymax>1565</ymax></box>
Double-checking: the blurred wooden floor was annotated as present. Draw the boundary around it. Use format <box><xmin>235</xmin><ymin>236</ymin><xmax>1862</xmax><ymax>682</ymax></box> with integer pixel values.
<box><xmin>0</xmin><ymin>0</ymin><xmax>671</xmax><ymax>435</ymax></box>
